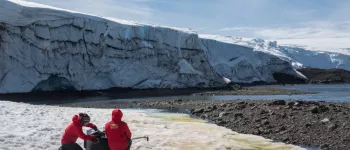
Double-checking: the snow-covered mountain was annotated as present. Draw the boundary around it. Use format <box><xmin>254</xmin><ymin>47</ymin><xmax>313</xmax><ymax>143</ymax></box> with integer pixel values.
<box><xmin>0</xmin><ymin>0</ymin><xmax>303</xmax><ymax>93</ymax></box>
<box><xmin>200</xmin><ymin>35</ymin><xmax>350</xmax><ymax>71</ymax></box>
<box><xmin>277</xmin><ymin>38</ymin><xmax>350</xmax><ymax>55</ymax></box>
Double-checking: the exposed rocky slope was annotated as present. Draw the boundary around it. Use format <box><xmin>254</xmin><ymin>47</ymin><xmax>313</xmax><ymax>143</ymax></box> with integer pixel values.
<box><xmin>298</xmin><ymin>68</ymin><xmax>350</xmax><ymax>84</ymax></box>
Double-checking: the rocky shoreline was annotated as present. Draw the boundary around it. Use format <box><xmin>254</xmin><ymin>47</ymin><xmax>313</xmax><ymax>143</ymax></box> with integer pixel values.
<box><xmin>190</xmin><ymin>86</ymin><xmax>316</xmax><ymax>96</ymax></box>
<box><xmin>137</xmin><ymin>100</ymin><xmax>350</xmax><ymax>150</ymax></box>
<box><xmin>59</xmin><ymin>99</ymin><xmax>350</xmax><ymax>150</ymax></box>
<box><xmin>271</xmin><ymin>68</ymin><xmax>350</xmax><ymax>84</ymax></box>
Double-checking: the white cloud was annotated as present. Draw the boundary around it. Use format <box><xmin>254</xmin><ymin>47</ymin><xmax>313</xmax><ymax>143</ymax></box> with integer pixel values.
<box><xmin>218</xmin><ymin>21</ymin><xmax>350</xmax><ymax>51</ymax></box>
<box><xmin>219</xmin><ymin>21</ymin><xmax>350</xmax><ymax>39</ymax></box>
<box><xmin>256</xmin><ymin>27</ymin><xmax>350</xmax><ymax>39</ymax></box>
<box><xmin>277</xmin><ymin>38</ymin><xmax>350</xmax><ymax>52</ymax></box>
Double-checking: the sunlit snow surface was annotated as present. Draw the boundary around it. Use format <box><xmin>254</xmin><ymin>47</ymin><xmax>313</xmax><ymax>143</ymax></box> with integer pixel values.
<box><xmin>0</xmin><ymin>101</ymin><xmax>305</xmax><ymax>150</ymax></box>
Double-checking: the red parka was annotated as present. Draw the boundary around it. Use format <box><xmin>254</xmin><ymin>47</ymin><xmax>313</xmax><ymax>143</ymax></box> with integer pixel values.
<box><xmin>61</xmin><ymin>114</ymin><xmax>96</xmax><ymax>144</ymax></box>
<box><xmin>105</xmin><ymin>109</ymin><xmax>132</xmax><ymax>150</ymax></box>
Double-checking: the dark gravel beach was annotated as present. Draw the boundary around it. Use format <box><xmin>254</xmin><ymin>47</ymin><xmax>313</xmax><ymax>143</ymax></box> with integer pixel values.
<box><xmin>138</xmin><ymin>100</ymin><xmax>350</xmax><ymax>150</ymax></box>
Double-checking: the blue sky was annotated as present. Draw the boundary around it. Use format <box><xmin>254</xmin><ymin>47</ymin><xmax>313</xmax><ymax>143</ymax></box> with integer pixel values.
<box><xmin>26</xmin><ymin>0</ymin><xmax>350</xmax><ymax>40</ymax></box>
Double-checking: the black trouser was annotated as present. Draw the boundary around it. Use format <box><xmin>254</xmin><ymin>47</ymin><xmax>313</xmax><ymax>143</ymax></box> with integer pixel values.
<box><xmin>59</xmin><ymin>143</ymin><xmax>83</xmax><ymax>150</ymax></box>
<box><xmin>126</xmin><ymin>139</ymin><xmax>132</xmax><ymax>150</ymax></box>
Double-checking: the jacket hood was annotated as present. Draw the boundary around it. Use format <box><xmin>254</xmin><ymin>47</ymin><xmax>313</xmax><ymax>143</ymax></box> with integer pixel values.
<box><xmin>72</xmin><ymin>115</ymin><xmax>82</xmax><ymax>126</ymax></box>
<box><xmin>112</xmin><ymin>109</ymin><xmax>123</xmax><ymax>122</ymax></box>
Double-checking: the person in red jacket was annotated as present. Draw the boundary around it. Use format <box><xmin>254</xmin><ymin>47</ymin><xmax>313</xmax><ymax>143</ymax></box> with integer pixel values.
<box><xmin>60</xmin><ymin>113</ymin><xmax>98</xmax><ymax>150</ymax></box>
<box><xmin>105</xmin><ymin>109</ymin><xmax>132</xmax><ymax>150</ymax></box>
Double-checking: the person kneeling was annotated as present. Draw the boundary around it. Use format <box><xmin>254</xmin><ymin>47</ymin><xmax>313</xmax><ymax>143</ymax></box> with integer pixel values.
<box><xmin>60</xmin><ymin>113</ymin><xmax>98</xmax><ymax>150</ymax></box>
<box><xmin>105</xmin><ymin>109</ymin><xmax>132</xmax><ymax>150</ymax></box>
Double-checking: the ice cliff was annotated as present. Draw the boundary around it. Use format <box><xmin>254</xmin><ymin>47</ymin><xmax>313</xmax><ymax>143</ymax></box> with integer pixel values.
<box><xmin>0</xmin><ymin>0</ymin><xmax>303</xmax><ymax>93</ymax></box>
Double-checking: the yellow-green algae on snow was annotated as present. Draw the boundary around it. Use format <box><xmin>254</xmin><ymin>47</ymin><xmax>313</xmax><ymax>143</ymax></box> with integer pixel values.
<box><xmin>149</xmin><ymin>112</ymin><xmax>304</xmax><ymax>150</ymax></box>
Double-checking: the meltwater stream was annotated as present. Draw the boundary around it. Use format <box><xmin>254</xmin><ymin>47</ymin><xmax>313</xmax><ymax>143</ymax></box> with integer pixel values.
<box><xmin>47</xmin><ymin>84</ymin><xmax>350</xmax><ymax>105</ymax></box>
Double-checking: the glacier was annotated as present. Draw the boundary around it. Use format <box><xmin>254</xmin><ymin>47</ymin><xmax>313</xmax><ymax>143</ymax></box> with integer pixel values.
<box><xmin>200</xmin><ymin>35</ymin><xmax>350</xmax><ymax>71</ymax></box>
<box><xmin>0</xmin><ymin>0</ymin><xmax>306</xmax><ymax>93</ymax></box>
